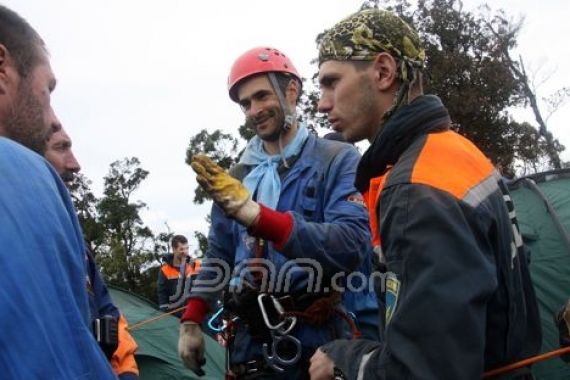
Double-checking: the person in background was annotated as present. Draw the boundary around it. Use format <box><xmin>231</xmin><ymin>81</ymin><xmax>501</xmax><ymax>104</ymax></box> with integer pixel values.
<box><xmin>45</xmin><ymin>128</ymin><xmax>140</xmax><ymax>380</ymax></box>
<box><xmin>158</xmin><ymin>234</ymin><xmax>201</xmax><ymax>317</ymax></box>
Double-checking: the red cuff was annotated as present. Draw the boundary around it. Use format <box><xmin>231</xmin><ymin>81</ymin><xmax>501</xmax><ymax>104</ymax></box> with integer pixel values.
<box><xmin>248</xmin><ymin>204</ymin><xmax>294</xmax><ymax>251</ymax></box>
<box><xmin>180</xmin><ymin>297</ymin><xmax>209</xmax><ymax>324</ymax></box>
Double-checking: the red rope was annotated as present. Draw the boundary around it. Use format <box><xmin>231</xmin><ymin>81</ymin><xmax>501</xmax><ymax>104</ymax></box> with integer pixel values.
<box><xmin>283</xmin><ymin>292</ymin><xmax>362</xmax><ymax>339</ymax></box>
<box><xmin>483</xmin><ymin>346</ymin><xmax>570</xmax><ymax>378</ymax></box>
<box><xmin>128</xmin><ymin>305</ymin><xmax>186</xmax><ymax>330</ymax></box>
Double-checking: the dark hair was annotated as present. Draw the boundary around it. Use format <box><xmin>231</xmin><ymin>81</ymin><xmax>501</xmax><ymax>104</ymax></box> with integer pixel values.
<box><xmin>171</xmin><ymin>234</ymin><xmax>188</xmax><ymax>249</ymax></box>
<box><xmin>274</xmin><ymin>72</ymin><xmax>303</xmax><ymax>102</ymax></box>
<box><xmin>0</xmin><ymin>5</ymin><xmax>46</xmax><ymax>77</ymax></box>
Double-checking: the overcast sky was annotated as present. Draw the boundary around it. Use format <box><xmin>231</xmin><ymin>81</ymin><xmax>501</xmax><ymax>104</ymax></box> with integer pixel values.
<box><xmin>5</xmin><ymin>0</ymin><xmax>569</xmax><ymax>253</ymax></box>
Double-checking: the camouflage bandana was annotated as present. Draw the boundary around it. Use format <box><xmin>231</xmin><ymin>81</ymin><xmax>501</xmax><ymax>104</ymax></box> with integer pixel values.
<box><xmin>318</xmin><ymin>8</ymin><xmax>425</xmax><ymax>69</ymax></box>
<box><xmin>318</xmin><ymin>8</ymin><xmax>427</xmax><ymax>121</ymax></box>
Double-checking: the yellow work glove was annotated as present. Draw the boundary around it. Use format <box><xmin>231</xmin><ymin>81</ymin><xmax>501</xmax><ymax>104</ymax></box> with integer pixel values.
<box><xmin>191</xmin><ymin>154</ymin><xmax>260</xmax><ymax>227</ymax></box>
<box><xmin>178</xmin><ymin>321</ymin><xmax>206</xmax><ymax>375</ymax></box>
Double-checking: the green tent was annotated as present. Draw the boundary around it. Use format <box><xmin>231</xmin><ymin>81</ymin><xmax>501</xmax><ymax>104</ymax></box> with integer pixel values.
<box><xmin>509</xmin><ymin>169</ymin><xmax>570</xmax><ymax>379</ymax></box>
<box><xmin>109</xmin><ymin>287</ymin><xmax>225</xmax><ymax>380</ymax></box>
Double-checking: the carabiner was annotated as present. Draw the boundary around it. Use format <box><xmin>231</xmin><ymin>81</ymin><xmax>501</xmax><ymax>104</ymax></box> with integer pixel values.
<box><xmin>258</xmin><ymin>294</ymin><xmax>286</xmax><ymax>330</ymax></box>
<box><xmin>207</xmin><ymin>307</ymin><xmax>225</xmax><ymax>333</ymax></box>
<box><xmin>262</xmin><ymin>330</ymin><xmax>302</xmax><ymax>372</ymax></box>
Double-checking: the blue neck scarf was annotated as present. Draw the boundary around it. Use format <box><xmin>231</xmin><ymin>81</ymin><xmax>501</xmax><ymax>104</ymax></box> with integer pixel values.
<box><xmin>239</xmin><ymin>123</ymin><xmax>309</xmax><ymax>209</ymax></box>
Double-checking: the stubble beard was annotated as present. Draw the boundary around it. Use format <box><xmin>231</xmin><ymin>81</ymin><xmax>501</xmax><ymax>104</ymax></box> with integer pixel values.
<box><xmin>4</xmin><ymin>80</ymin><xmax>49</xmax><ymax>155</ymax></box>
<box><xmin>346</xmin><ymin>76</ymin><xmax>379</xmax><ymax>143</ymax></box>
<box><xmin>249</xmin><ymin>108</ymin><xmax>286</xmax><ymax>143</ymax></box>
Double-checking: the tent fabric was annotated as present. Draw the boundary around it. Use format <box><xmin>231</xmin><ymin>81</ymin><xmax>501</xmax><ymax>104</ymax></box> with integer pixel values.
<box><xmin>108</xmin><ymin>287</ymin><xmax>225</xmax><ymax>380</ymax></box>
<box><xmin>509</xmin><ymin>169</ymin><xmax>570</xmax><ymax>379</ymax></box>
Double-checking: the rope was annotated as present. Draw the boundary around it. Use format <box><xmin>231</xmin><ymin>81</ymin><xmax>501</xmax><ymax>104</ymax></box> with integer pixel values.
<box><xmin>483</xmin><ymin>346</ymin><xmax>570</xmax><ymax>378</ymax></box>
<box><xmin>283</xmin><ymin>292</ymin><xmax>361</xmax><ymax>339</ymax></box>
<box><xmin>128</xmin><ymin>305</ymin><xmax>186</xmax><ymax>331</ymax></box>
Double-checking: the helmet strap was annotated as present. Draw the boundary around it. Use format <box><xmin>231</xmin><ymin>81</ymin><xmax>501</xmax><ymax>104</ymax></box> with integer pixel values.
<box><xmin>268</xmin><ymin>72</ymin><xmax>297</xmax><ymax>168</ymax></box>
<box><xmin>268</xmin><ymin>72</ymin><xmax>297</xmax><ymax>131</ymax></box>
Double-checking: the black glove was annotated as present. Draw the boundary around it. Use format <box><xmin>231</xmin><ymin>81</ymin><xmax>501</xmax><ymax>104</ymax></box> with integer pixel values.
<box><xmin>555</xmin><ymin>299</ymin><xmax>570</xmax><ymax>362</ymax></box>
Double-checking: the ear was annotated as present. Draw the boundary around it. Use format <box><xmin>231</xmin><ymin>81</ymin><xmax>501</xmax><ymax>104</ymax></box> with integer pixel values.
<box><xmin>0</xmin><ymin>44</ymin><xmax>9</xmax><ymax>94</ymax></box>
<box><xmin>0</xmin><ymin>44</ymin><xmax>14</xmax><ymax>94</ymax></box>
<box><xmin>371</xmin><ymin>52</ymin><xmax>398</xmax><ymax>92</ymax></box>
<box><xmin>285</xmin><ymin>78</ymin><xmax>300</xmax><ymax>106</ymax></box>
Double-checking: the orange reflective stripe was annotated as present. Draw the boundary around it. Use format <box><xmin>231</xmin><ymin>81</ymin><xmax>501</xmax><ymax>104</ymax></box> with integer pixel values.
<box><xmin>111</xmin><ymin>314</ymin><xmax>139</xmax><ymax>376</ymax></box>
<box><xmin>365</xmin><ymin>173</ymin><xmax>390</xmax><ymax>247</ymax></box>
<box><xmin>160</xmin><ymin>265</ymin><xmax>179</xmax><ymax>279</ymax></box>
<box><xmin>185</xmin><ymin>260</ymin><xmax>202</xmax><ymax>276</ymax></box>
<box><xmin>411</xmin><ymin>131</ymin><xmax>494</xmax><ymax>199</ymax></box>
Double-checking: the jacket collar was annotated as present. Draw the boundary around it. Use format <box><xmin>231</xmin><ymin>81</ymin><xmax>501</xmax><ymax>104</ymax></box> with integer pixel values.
<box><xmin>355</xmin><ymin>95</ymin><xmax>451</xmax><ymax>192</ymax></box>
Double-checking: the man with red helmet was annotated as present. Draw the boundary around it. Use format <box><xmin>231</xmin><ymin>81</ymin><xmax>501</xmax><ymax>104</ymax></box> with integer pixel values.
<box><xmin>178</xmin><ymin>47</ymin><xmax>378</xmax><ymax>379</ymax></box>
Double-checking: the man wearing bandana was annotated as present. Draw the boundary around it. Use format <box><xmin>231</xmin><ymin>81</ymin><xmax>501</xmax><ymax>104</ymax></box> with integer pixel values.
<box><xmin>309</xmin><ymin>8</ymin><xmax>541</xmax><ymax>380</ymax></box>
<box><xmin>178</xmin><ymin>46</ymin><xmax>378</xmax><ymax>379</ymax></box>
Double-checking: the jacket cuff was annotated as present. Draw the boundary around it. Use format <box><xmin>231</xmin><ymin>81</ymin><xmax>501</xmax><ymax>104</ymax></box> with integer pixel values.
<box><xmin>248</xmin><ymin>204</ymin><xmax>293</xmax><ymax>250</ymax></box>
<box><xmin>320</xmin><ymin>339</ymin><xmax>381</xmax><ymax>380</ymax></box>
<box><xmin>180</xmin><ymin>297</ymin><xmax>209</xmax><ymax>324</ymax></box>
<box><xmin>118</xmin><ymin>373</ymin><xmax>139</xmax><ymax>380</ymax></box>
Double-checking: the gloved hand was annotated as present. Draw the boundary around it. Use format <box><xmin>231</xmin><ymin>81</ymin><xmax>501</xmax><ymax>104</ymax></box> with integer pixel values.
<box><xmin>178</xmin><ymin>321</ymin><xmax>206</xmax><ymax>375</ymax></box>
<box><xmin>191</xmin><ymin>154</ymin><xmax>260</xmax><ymax>226</ymax></box>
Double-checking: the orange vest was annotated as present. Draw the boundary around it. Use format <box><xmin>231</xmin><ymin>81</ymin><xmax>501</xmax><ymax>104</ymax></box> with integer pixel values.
<box><xmin>160</xmin><ymin>259</ymin><xmax>202</xmax><ymax>279</ymax></box>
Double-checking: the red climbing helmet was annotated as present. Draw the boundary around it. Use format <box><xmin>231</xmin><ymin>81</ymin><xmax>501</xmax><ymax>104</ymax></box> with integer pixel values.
<box><xmin>227</xmin><ymin>46</ymin><xmax>301</xmax><ymax>102</ymax></box>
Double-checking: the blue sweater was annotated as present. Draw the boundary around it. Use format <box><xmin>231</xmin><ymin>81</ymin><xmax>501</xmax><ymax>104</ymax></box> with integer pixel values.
<box><xmin>0</xmin><ymin>138</ymin><xmax>115</xmax><ymax>379</ymax></box>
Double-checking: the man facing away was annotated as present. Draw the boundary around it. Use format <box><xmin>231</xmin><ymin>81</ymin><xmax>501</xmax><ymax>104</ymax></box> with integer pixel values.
<box><xmin>45</xmin><ymin>128</ymin><xmax>140</xmax><ymax>380</ymax></box>
<box><xmin>0</xmin><ymin>5</ymin><xmax>115</xmax><ymax>379</ymax></box>
<box><xmin>308</xmin><ymin>8</ymin><xmax>541</xmax><ymax>380</ymax></box>
<box><xmin>178</xmin><ymin>46</ymin><xmax>377</xmax><ymax>379</ymax></box>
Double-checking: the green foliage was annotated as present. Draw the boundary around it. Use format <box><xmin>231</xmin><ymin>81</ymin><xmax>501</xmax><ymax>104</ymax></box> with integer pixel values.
<box><xmin>194</xmin><ymin>230</ymin><xmax>208</xmax><ymax>257</ymax></box>
<box><xmin>69</xmin><ymin>173</ymin><xmax>106</xmax><ymax>253</ymax></box>
<box><xmin>70</xmin><ymin>157</ymin><xmax>168</xmax><ymax>303</ymax></box>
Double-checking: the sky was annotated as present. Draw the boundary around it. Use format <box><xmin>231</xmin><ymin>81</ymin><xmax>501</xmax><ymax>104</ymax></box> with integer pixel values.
<box><xmin>5</xmin><ymin>0</ymin><xmax>569</xmax><ymax>254</ymax></box>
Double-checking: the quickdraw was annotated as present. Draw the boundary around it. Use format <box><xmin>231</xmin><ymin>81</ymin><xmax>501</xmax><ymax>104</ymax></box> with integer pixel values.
<box><xmin>257</xmin><ymin>293</ymin><xmax>302</xmax><ymax>372</ymax></box>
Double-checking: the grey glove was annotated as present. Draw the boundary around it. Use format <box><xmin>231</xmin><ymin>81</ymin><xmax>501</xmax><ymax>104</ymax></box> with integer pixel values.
<box><xmin>178</xmin><ymin>321</ymin><xmax>206</xmax><ymax>376</ymax></box>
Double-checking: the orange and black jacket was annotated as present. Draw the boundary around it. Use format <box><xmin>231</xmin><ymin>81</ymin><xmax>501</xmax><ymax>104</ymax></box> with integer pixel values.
<box><xmin>320</xmin><ymin>95</ymin><xmax>541</xmax><ymax>379</ymax></box>
<box><xmin>157</xmin><ymin>255</ymin><xmax>201</xmax><ymax>315</ymax></box>
<box><xmin>86</xmin><ymin>252</ymin><xmax>139</xmax><ymax>380</ymax></box>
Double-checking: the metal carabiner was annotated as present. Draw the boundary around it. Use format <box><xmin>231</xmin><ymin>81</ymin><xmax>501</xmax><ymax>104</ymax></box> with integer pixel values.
<box><xmin>257</xmin><ymin>294</ymin><xmax>298</xmax><ymax>334</ymax></box>
<box><xmin>262</xmin><ymin>329</ymin><xmax>302</xmax><ymax>372</ymax></box>
<box><xmin>257</xmin><ymin>294</ymin><xmax>285</xmax><ymax>330</ymax></box>
<box><xmin>207</xmin><ymin>307</ymin><xmax>225</xmax><ymax>333</ymax></box>
<box><xmin>207</xmin><ymin>307</ymin><xmax>239</xmax><ymax>334</ymax></box>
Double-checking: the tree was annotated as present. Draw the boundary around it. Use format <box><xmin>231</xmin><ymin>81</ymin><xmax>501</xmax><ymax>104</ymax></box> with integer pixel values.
<box><xmin>95</xmin><ymin>158</ymin><xmax>158</xmax><ymax>294</ymax></box>
<box><xmin>70</xmin><ymin>157</ymin><xmax>166</xmax><ymax>303</ymax></box>
<box><xmin>481</xmin><ymin>10</ymin><xmax>566</xmax><ymax>169</ymax></box>
<box><xmin>69</xmin><ymin>173</ymin><xmax>105</xmax><ymax>254</ymax></box>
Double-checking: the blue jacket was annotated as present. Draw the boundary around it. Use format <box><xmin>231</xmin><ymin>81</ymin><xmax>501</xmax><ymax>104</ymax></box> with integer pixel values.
<box><xmin>192</xmin><ymin>133</ymin><xmax>377</xmax><ymax>365</ymax></box>
<box><xmin>86</xmin><ymin>252</ymin><xmax>139</xmax><ymax>380</ymax></box>
<box><xmin>0</xmin><ymin>138</ymin><xmax>115</xmax><ymax>379</ymax></box>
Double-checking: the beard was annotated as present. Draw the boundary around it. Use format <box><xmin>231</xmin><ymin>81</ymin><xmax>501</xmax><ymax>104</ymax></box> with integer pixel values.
<box><xmin>247</xmin><ymin>107</ymin><xmax>286</xmax><ymax>142</ymax></box>
<box><xmin>60</xmin><ymin>170</ymin><xmax>76</xmax><ymax>183</ymax></box>
<box><xmin>4</xmin><ymin>81</ymin><xmax>50</xmax><ymax>155</ymax></box>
